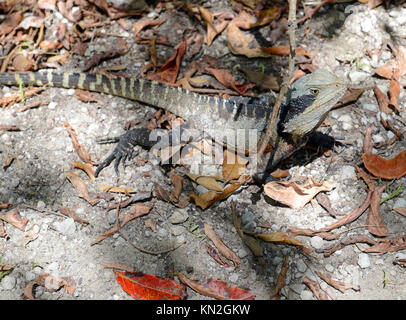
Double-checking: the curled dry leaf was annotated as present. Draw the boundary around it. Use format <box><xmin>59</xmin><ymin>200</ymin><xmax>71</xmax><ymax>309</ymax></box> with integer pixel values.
<box><xmin>147</xmin><ymin>39</ymin><xmax>186</xmax><ymax>84</ymax></box>
<box><xmin>115</xmin><ymin>270</ymin><xmax>186</xmax><ymax>300</ymax></box>
<box><xmin>204</xmin><ymin>223</ymin><xmax>240</xmax><ymax>268</ymax></box>
<box><xmin>388</xmin><ymin>79</ymin><xmax>401</xmax><ymax>112</ymax></box>
<box><xmin>133</xmin><ymin>18</ymin><xmax>166</xmax><ymax>36</ymax></box>
<box><xmin>206</xmin><ymin>67</ymin><xmax>254</xmax><ymax>95</ymax></box>
<box><xmin>367</xmin><ymin>185</ymin><xmax>388</xmax><ymax>237</ymax></box>
<box><xmin>0</xmin><ymin>208</ymin><xmax>28</xmax><ymax>231</ymax></box>
<box><xmin>120</xmin><ymin>202</ymin><xmax>154</xmax><ymax>227</ymax></box>
<box><xmin>322</xmin><ymin>234</ymin><xmax>377</xmax><ymax>257</ymax></box>
<box><xmin>222</xmin><ymin>149</ymin><xmax>248</xmax><ymax>181</ymax></box>
<box><xmin>176</xmin><ymin>272</ymin><xmax>254</xmax><ymax>300</ymax></box>
<box><xmin>394</xmin><ymin>207</ymin><xmax>406</xmax><ymax>217</ymax></box>
<box><xmin>24</xmin><ymin>273</ymin><xmax>76</xmax><ymax>300</ymax></box>
<box><xmin>190</xmin><ymin>183</ymin><xmax>241</xmax><ymax>209</ymax></box>
<box><xmin>205</xmin><ymin>241</ymin><xmax>229</xmax><ymax>267</ymax></box>
<box><xmin>65</xmin><ymin>171</ymin><xmax>99</xmax><ymax>206</ymax></box>
<box><xmin>60</xmin><ymin>207</ymin><xmax>89</xmax><ymax>227</ymax></box>
<box><xmin>270</xmin><ymin>255</ymin><xmax>289</xmax><ymax>300</ymax></box>
<box><xmin>362</xmin><ymin>150</ymin><xmax>406</xmax><ymax>180</ymax></box>
<box><xmin>373</xmin><ymin>86</ymin><xmax>392</xmax><ymax>114</ymax></box>
<box><xmin>303</xmin><ymin>277</ymin><xmax>328</xmax><ymax>300</ymax></box>
<box><xmin>0</xmin><ymin>10</ymin><xmax>23</xmax><ymax>36</ymax></box>
<box><xmin>72</xmin><ymin>161</ymin><xmax>95</xmax><ymax>180</ymax></box>
<box><xmin>100</xmin><ymin>184</ymin><xmax>136</xmax><ymax>194</ymax></box>
<box><xmin>263</xmin><ymin>178</ymin><xmax>336</xmax><ymax>209</ymax></box>
<box><xmin>64</xmin><ymin>122</ymin><xmax>94</xmax><ymax>165</ymax></box>
<box><xmin>317</xmin><ymin>272</ymin><xmax>360</xmax><ymax>293</ymax></box>
<box><xmin>256</xmin><ymin>231</ymin><xmax>307</xmax><ymax>248</ymax></box>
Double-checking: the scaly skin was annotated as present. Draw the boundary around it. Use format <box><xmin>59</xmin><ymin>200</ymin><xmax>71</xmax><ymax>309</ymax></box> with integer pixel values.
<box><xmin>0</xmin><ymin>69</ymin><xmax>347</xmax><ymax>176</ymax></box>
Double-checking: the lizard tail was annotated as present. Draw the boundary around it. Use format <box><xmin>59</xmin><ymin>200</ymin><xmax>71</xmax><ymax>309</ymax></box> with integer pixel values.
<box><xmin>0</xmin><ymin>71</ymin><xmax>205</xmax><ymax>118</ymax></box>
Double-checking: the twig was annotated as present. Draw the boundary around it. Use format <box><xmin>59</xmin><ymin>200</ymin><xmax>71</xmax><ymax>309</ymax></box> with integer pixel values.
<box><xmin>119</xmin><ymin>230</ymin><xmax>186</xmax><ymax>255</ymax></box>
<box><xmin>255</xmin><ymin>0</ymin><xmax>297</xmax><ymax>172</ymax></box>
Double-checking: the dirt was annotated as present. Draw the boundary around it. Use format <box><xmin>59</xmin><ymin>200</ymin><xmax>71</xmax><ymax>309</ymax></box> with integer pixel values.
<box><xmin>0</xmin><ymin>1</ymin><xmax>405</xmax><ymax>301</ymax></box>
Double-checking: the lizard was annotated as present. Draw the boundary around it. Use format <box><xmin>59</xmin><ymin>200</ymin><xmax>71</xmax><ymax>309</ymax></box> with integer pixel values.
<box><xmin>0</xmin><ymin>69</ymin><xmax>347</xmax><ymax>180</ymax></box>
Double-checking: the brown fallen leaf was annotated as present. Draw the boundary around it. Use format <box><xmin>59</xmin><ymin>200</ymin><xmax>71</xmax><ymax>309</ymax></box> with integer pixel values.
<box><xmin>320</xmin><ymin>191</ymin><xmax>372</xmax><ymax>232</ymax></box>
<box><xmin>133</xmin><ymin>18</ymin><xmax>166</xmax><ymax>36</ymax></box>
<box><xmin>176</xmin><ymin>272</ymin><xmax>254</xmax><ymax>300</ymax></box>
<box><xmin>394</xmin><ymin>258</ymin><xmax>406</xmax><ymax>267</ymax></box>
<box><xmin>388</xmin><ymin>79</ymin><xmax>401</xmax><ymax>112</ymax></box>
<box><xmin>317</xmin><ymin>272</ymin><xmax>360</xmax><ymax>293</ymax></box>
<box><xmin>147</xmin><ymin>39</ymin><xmax>187</xmax><ymax>84</ymax></box>
<box><xmin>75</xmin><ymin>89</ymin><xmax>105</xmax><ymax>105</ymax></box>
<box><xmin>256</xmin><ymin>231</ymin><xmax>307</xmax><ymax>248</ymax></box>
<box><xmin>322</xmin><ymin>234</ymin><xmax>377</xmax><ymax>257</ymax></box>
<box><xmin>72</xmin><ymin>161</ymin><xmax>95</xmax><ymax>180</ymax></box>
<box><xmin>190</xmin><ymin>183</ymin><xmax>241</xmax><ymax>209</ymax></box>
<box><xmin>0</xmin><ymin>264</ymin><xmax>14</xmax><ymax>272</ymax></box>
<box><xmin>316</xmin><ymin>192</ymin><xmax>338</xmax><ymax>218</ymax></box>
<box><xmin>394</xmin><ymin>207</ymin><xmax>406</xmax><ymax>217</ymax></box>
<box><xmin>65</xmin><ymin>171</ymin><xmax>99</xmax><ymax>206</ymax></box>
<box><xmin>367</xmin><ymin>185</ymin><xmax>388</xmax><ymax>237</ymax></box>
<box><xmin>364</xmin><ymin>234</ymin><xmax>406</xmax><ymax>254</ymax></box>
<box><xmin>263</xmin><ymin>178</ymin><xmax>336</xmax><ymax>209</ymax></box>
<box><xmin>205</xmin><ymin>241</ymin><xmax>229</xmax><ymax>267</ymax></box>
<box><xmin>270</xmin><ymin>255</ymin><xmax>289</xmax><ymax>300</ymax></box>
<box><xmin>373</xmin><ymin>86</ymin><xmax>392</xmax><ymax>114</ymax></box>
<box><xmin>120</xmin><ymin>202</ymin><xmax>154</xmax><ymax>227</ymax></box>
<box><xmin>222</xmin><ymin>149</ymin><xmax>249</xmax><ymax>181</ymax></box>
<box><xmin>92</xmin><ymin>224</ymin><xmax>119</xmax><ymax>245</ymax></box>
<box><xmin>100</xmin><ymin>184</ymin><xmax>136</xmax><ymax>194</ymax></box>
<box><xmin>303</xmin><ymin>277</ymin><xmax>328</xmax><ymax>300</ymax></box>
<box><xmin>0</xmin><ymin>10</ymin><xmax>23</xmax><ymax>36</ymax></box>
<box><xmin>3</xmin><ymin>156</ymin><xmax>14</xmax><ymax>171</ymax></box>
<box><xmin>362</xmin><ymin>150</ymin><xmax>406</xmax><ymax>180</ymax></box>
<box><xmin>0</xmin><ymin>208</ymin><xmax>28</xmax><ymax>231</ymax></box>
<box><xmin>204</xmin><ymin>223</ymin><xmax>240</xmax><ymax>268</ymax></box>
<box><xmin>288</xmin><ymin>226</ymin><xmax>339</xmax><ymax>241</ymax></box>
<box><xmin>23</xmin><ymin>273</ymin><xmax>76</xmax><ymax>300</ymax></box>
<box><xmin>64</xmin><ymin>122</ymin><xmax>94</xmax><ymax>165</ymax></box>
<box><xmin>270</xmin><ymin>168</ymin><xmax>290</xmax><ymax>179</ymax></box>
<box><xmin>206</xmin><ymin>67</ymin><xmax>254</xmax><ymax>95</ymax></box>
<box><xmin>60</xmin><ymin>207</ymin><xmax>89</xmax><ymax>227</ymax></box>
<box><xmin>334</xmin><ymin>87</ymin><xmax>364</xmax><ymax>108</ymax></box>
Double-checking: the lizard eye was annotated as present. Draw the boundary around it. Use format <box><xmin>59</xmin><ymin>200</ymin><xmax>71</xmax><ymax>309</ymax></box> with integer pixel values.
<box><xmin>310</xmin><ymin>88</ymin><xmax>319</xmax><ymax>95</ymax></box>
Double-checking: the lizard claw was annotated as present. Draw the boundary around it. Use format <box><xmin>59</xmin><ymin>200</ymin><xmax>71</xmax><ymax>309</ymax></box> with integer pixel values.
<box><xmin>94</xmin><ymin>128</ymin><xmax>154</xmax><ymax>177</ymax></box>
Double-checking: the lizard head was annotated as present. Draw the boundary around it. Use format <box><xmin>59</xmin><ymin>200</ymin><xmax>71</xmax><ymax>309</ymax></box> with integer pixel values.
<box><xmin>279</xmin><ymin>69</ymin><xmax>347</xmax><ymax>141</ymax></box>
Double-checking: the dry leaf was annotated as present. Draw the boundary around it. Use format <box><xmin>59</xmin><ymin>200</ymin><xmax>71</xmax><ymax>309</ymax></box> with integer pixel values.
<box><xmin>373</xmin><ymin>86</ymin><xmax>392</xmax><ymax>114</ymax></box>
<box><xmin>394</xmin><ymin>207</ymin><xmax>406</xmax><ymax>217</ymax></box>
<box><xmin>388</xmin><ymin>79</ymin><xmax>401</xmax><ymax>112</ymax></box>
<box><xmin>263</xmin><ymin>178</ymin><xmax>336</xmax><ymax>209</ymax></box>
<box><xmin>187</xmin><ymin>173</ymin><xmax>223</xmax><ymax>192</ymax></box>
<box><xmin>71</xmin><ymin>161</ymin><xmax>95</xmax><ymax>180</ymax></box>
<box><xmin>60</xmin><ymin>207</ymin><xmax>89</xmax><ymax>226</ymax></box>
<box><xmin>133</xmin><ymin>18</ymin><xmax>166</xmax><ymax>36</ymax></box>
<box><xmin>362</xmin><ymin>150</ymin><xmax>406</xmax><ymax>180</ymax></box>
<box><xmin>205</xmin><ymin>241</ymin><xmax>229</xmax><ymax>267</ymax></box>
<box><xmin>317</xmin><ymin>272</ymin><xmax>360</xmax><ymax>293</ymax></box>
<box><xmin>204</xmin><ymin>223</ymin><xmax>240</xmax><ymax>268</ymax></box>
<box><xmin>65</xmin><ymin>171</ymin><xmax>99</xmax><ymax>205</ymax></box>
<box><xmin>303</xmin><ymin>277</ymin><xmax>328</xmax><ymax>300</ymax></box>
<box><xmin>64</xmin><ymin>122</ymin><xmax>94</xmax><ymax>165</ymax></box>
<box><xmin>367</xmin><ymin>185</ymin><xmax>388</xmax><ymax>237</ymax></box>
<box><xmin>190</xmin><ymin>183</ymin><xmax>241</xmax><ymax>209</ymax></box>
<box><xmin>100</xmin><ymin>184</ymin><xmax>137</xmax><ymax>194</ymax></box>
<box><xmin>222</xmin><ymin>149</ymin><xmax>248</xmax><ymax>181</ymax></box>
<box><xmin>176</xmin><ymin>272</ymin><xmax>254</xmax><ymax>300</ymax></box>
<box><xmin>0</xmin><ymin>10</ymin><xmax>23</xmax><ymax>36</ymax></box>
<box><xmin>0</xmin><ymin>208</ymin><xmax>28</xmax><ymax>231</ymax></box>
<box><xmin>270</xmin><ymin>255</ymin><xmax>289</xmax><ymax>300</ymax></box>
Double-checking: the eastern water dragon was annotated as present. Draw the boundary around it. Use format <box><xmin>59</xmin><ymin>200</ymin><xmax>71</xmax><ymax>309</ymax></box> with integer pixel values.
<box><xmin>0</xmin><ymin>69</ymin><xmax>347</xmax><ymax>180</ymax></box>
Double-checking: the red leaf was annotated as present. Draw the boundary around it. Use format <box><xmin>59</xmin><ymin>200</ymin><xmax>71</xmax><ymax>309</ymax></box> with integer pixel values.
<box><xmin>114</xmin><ymin>271</ymin><xmax>186</xmax><ymax>300</ymax></box>
<box><xmin>147</xmin><ymin>39</ymin><xmax>187</xmax><ymax>84</ymax></box>
<box><xmin>362</xmin><ymin>150</ymin><xmax>406</xmax><ymax>180</ymax></box>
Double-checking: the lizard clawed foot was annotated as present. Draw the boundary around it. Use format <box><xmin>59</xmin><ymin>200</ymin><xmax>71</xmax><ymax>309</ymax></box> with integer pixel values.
<box><xmin>94</xmin><ymin>128</ymin><xmax>155</xmax><ymax>177</ymax></box>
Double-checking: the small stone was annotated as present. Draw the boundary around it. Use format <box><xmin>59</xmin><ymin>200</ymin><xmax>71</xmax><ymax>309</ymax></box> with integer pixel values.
<box><xmin>310</xmin><ymin>236</ymin><xmax>324</xmax><ymax>250</ymax></box>
<box><xmin>48</xmin><ymin>101</ymin><xmax>57</xmax><ymax>110</ymax></box>
<box><xmin>358</xmin><ymin>253</ymin><xmax>371</xmax><ymax>269</ymax></box>
<box><xmin>156</xmin><ymin>227</ymin><xmax>168</xmax><ymax>239</ymax></box>
<box><xmin>394</xmin><ymin>198</ymin><xmax>406</xmax><ymax>208</ymax></box>
<box><xmin>54</xmin><ymin>217</ymin><xmax>76</xmax><ymax>235</ymax></box>
<box><xmin>169</xmin><ymin>209</ymin><xmax>188</xmax><ymax>224</ymax></box>
<box><xmin>229</xmin><ymin>273</ymin><xmax>239</xmax><ymax>283</ymax></box>
<box><xmin>300</xmin><ymin>290</ymin><xmax>314</xmax><ymax>300</ymax></box>
<box><xmin>170</xmin><ymin>225</ymin><xmax>185</xmax><ymax>236</ymax></box>
<box><xmin>296</xmin><ymin>259</ymin><xmax>307</xmax><ymax>273</ymax></box>
<box><xmin>361</xmin><ymin>103</ymin><xmax>378</xmax><ymax>112</ymax></box>
<box><xmin>348</xmin><ymin>71</ymin><xmax>368</xmax><ymax>83</ymax></box>
<box><xmin>37</xmin><ymin>200</ymin><xmax>46</xmax><ymax>209</ymax></box>
<box><xmin>341</xmin><ymin>165</ymin><xmax>356</xmax><ymax>180</ymax></box>
<box><xmin>1</xmin><ymin>275</ymin><xmax>16</xmax><ymax>290</ymax></box>
<box><xmin>325</xmin><ymin>264</ymin><xmax>334</xmax><ymax>273</ymax></box>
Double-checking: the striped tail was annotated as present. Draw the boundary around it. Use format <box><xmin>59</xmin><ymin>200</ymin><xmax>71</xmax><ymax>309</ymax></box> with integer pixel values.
<box><xmin>0</xmin><ymin>71</ymin><xmax>213</xmax><ymax>119</ymax></box>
